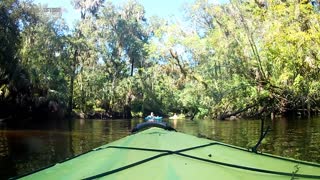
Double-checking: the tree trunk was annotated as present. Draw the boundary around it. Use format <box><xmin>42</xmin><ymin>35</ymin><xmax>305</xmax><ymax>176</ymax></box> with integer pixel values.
<box><xmin>131</xmin><ymin>57</ymin><xmax>134</xmax><ymax>76</ymax></box>
<box><xmin>68</xmin><ymin>74</ymin><xmax>74</xmax><ymax>115</ymax></box>
<box><xmin>68</xmin><ymin>50</ymin><xmax>77</xmax><ymax>115</ymax></box>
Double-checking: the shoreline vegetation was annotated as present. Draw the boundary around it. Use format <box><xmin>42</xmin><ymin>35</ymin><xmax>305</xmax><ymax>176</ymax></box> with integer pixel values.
<box><xmin>1</xmin><ymin>0</ymin><xmax>320</xmax><ymax>124</ymax></box>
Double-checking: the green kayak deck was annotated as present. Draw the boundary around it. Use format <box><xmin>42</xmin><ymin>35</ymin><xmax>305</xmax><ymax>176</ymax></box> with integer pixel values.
<box><xmin>16</xmin><ymin>127</ymin><xmax>320</xmax><ymax>180</ymax></box>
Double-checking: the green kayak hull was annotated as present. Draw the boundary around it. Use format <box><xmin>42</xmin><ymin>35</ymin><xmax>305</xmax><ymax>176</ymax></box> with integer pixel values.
<box><xmin>15</xmin><ymin>127</ymin><xmax>320</xmax><ymax>180</ymax></box>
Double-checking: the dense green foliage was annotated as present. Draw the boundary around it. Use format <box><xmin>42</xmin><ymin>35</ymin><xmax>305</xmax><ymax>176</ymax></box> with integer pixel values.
<box><xmin>1</xmin><ymin>0</ymin><xmax>320</xmax><ymax>120</ymax></box>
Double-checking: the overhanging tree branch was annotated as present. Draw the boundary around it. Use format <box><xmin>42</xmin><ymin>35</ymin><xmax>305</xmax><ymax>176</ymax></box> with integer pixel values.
<box><xmin>230</xmin><ymin>0</ymin><xmax>267</xmax><ymax>81</ymax></box>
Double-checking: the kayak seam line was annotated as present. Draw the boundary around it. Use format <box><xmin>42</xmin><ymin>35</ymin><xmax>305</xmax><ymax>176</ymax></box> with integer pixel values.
<box><xmin>212</xmin><ymin>143</ymin><xmax>320</xmax><ymax>167</ymax></box>
<box><xmin>81</xmin><ymin>152</ymin><xmax>173</xmax><ymax>180</ymax></box>
<box><xmin>101</xmin><ymin>144</ymin><xmax>320</xmax><ymax>167</ymax></box>
<box><xmin>83</xmin><ymin>142</ymin><xmax>320</xmax><ymax>179</ymax></box>
<box><xmin>9</xmin><ymin>149</ymin><xmax>95</xmax><ymax>179</ymax></box>
<box><xmin>176</xmin><ymin>152</ymin><xmax>320</xmax><ymax>179</ymax></box>
<box><xmin>106</xmin><ymin>146</ymin><xmax>171</xmax><ymax>153</ymax></box>
<box><xmin>257</xmin><ymin>153</ymin><xmax>320</xmax><ymax>167</ymax></box>
<box><xmin>94</xmin><ymin>142</ymin><xmax>219</xmax><ymax>153</ymax></box>
<box><xmin>82</xmin><ymin>143</ymin><xmax>218</xmax><ymax>179</ymax></box>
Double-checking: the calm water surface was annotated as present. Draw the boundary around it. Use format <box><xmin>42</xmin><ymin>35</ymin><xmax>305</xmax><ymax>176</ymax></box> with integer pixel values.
<box><xmin>0</xmin><ymin>117</ymin><xmax>319</xmax><ymax>179</ymax></box>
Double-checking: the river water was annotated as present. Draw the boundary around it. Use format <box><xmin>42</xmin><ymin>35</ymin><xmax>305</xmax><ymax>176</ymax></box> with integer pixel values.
<box><xmin>0</xmin><ymin>117</ymin><xmax>319</xmax><ymax>179</ymax></box>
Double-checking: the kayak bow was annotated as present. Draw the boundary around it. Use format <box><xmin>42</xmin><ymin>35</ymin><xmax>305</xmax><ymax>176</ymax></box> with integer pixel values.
<box><xmin>13</xmin><ymin>123</ymin><xmax>320</xmax><ymax>180</ymax></box>
<box><xmin>131</xmin><ymin>121</ymin><xmax>176</xmax><ymax>133</ymax></box>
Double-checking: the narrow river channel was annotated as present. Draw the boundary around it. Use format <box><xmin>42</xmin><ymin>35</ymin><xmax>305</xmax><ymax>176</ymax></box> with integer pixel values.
<box><xmin>0</xmin><ymin>117</ymin><xmax>319</xmax><ymax>179</ymax></box>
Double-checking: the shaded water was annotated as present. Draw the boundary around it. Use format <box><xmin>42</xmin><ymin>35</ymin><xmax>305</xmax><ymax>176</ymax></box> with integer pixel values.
<box><xmin>0</xmin><ymin>117</ymin><xmax>319</xmax><ymax>179</ymax></box>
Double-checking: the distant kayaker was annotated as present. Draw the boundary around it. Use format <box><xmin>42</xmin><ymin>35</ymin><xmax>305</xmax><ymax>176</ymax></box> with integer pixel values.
<box><xmin>169</xmin><ymin>113</ymin><xmax>178</xmax><ymax>120</ymax></box>
<box><xmin>144</xmin><ymin>112</ymin><xmax>163</xmax><ymax>122</ymax></box>
<box><xmin>146</xmin><ymin>112</ymin><xmax>155</xmax><ymax>121</ymax></box>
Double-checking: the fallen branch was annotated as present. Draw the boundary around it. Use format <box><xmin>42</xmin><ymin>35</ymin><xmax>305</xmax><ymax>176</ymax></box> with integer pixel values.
<box><xmin>218</xmin><ymin>103</ymin><xmax>258</xmax><ymax>120</ymax></box>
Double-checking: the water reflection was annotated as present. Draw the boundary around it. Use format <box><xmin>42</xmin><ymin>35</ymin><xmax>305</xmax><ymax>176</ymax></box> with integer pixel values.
<box><xmin>168</xmin><ymin>117</ymin><xmax>320</xmax><ymax>163</ymax></box>
<box><xmin>0</xmin><ymin>119</ymin><xmax>143</xmax><ymax>179</ymax></box>
<box><xmin>0</xmin><ymin>117</ymin><xmax>319</xmax><ymax>179</ymax></box>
